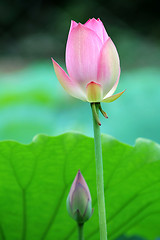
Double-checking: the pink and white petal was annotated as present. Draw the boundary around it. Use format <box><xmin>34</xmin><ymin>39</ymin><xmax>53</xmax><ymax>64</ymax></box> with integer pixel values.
<box><xmin>66</xmin><ymin>23</ymin><xmax>103</xmax><ymax>88</ymax></box>
<box><xmin>97</xmin><ymin>38</ymin><xmax>120</xmax><ymax>97</ymax></box>
<box><xmin>52</xmin><ymin>58</ymin><xmax>86</xmax><ymax>101</ymax></box>
<box><xmin>84</xmin><ymin>18</ymin><xmax>109</xmax><ymax>43</ymax></box>
<box><xmin>86</xmin><ymin>81</ymin><xmax>103</xmax><ymax>102</ymax></box>
<box><xmin>102</xmin><ymin>89</ymin><xmax>125</xmax><ymax>103</ymax></box>
<box><xmin>103</xmin><ymin>69</ymin><xmax>120</xmax><ymax>99</ymax></box>
<box><xmin>68</xmin><ymin>20</ymin><xmax>78</xmax><ymax>35</ymax></box>
<box><xmin>97</xmin><ymin>18</ymin><xmax>109</xmax><ymax>43</ymax></box>
<box><xmin>101</xmin><ymin>27</ymin><xmax>109</xmax><ymax>43</ymax></box>
<box><xmin>69</xmin><ymin>170</ymin><xmax>91</xmax><ymax>203</ymax></box>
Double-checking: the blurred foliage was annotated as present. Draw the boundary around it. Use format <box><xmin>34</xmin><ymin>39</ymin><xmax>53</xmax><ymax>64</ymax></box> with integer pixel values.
<box><xmin>0</xmin><ymin>0</ymin><xmax>159</xmax><ymax>61</ymax></box>
<box><xmin>0</xmin><ymin>133</ymin><xmax>160</xmax><ymax>240</ymax></box>
<box><xmin>0</xmin><ymin>0</ymin><xmax>160</xmax><ymax>145</ymax></box>
<box><xmin>0</xmin><ymin>59</ymin><xmax>159</xmax><ymax>145</ymax></box>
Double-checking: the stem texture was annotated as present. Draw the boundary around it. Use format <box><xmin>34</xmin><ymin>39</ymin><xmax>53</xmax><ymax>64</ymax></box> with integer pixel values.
<box><xmin>78</xmin><ymin>223</ymin><xmax>84</xmax><ymax>240</ymax></box>
<box><xmin>91</xmin><ymin>103</ymin><xmax>107</xmax><ymax>240</ymax></box>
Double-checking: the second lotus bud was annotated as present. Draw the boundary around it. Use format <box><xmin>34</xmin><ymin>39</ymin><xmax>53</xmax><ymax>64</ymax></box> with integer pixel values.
<box><xmin>66</xmin><ymin>170</ymin><xmax>93</xmax><ymax>224</ymax></box>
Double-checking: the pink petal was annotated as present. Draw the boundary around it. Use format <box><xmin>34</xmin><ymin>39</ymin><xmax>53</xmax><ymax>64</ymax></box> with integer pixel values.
<box><xmin>69</xmin><ymin>20</ymin><xmax>78</xmax><ymax>35</ymax></box>
<box><xmin>51</xmin><ymin>58</ymin><xmax>86</xmax><ymax>101</ymax></box>
<box><xmin>69</xmin><ymin>170</ymin><xmax>91</xmax><ymax>202</ymax></box>
<box><xmin>86</xmin><ymin>81</ymin><xmax>103</xmax><ymax>102</ymax></box>
<box><xmin>97</xmin><ymin>38</ymin><xmax>120</xmax><ymax>97</ymax></box>
<box><xmin>102</xmin><ymin>89</ymin><xmax>125</xmax><ymax>103</ymax></box>
<box><xmin>103</xmin><ymin>70</ymin><xmax>120</xmax><ymax>99</ymax></box>
<box><xmin>84</xmin><ymin>18</ymin><xmax>109</xmax><ymax>43</ymax></box>
<box><xmin>66</xmin><ymin>23</ymin><xmax>103</xmax><ymax>89</ymax></box>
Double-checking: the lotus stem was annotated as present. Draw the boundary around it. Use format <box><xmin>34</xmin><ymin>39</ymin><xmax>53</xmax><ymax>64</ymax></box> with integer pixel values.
<box><xmin>91</xmin><ymin>103</ymin><xmax>107</xmax><ymax>240</ymax></box>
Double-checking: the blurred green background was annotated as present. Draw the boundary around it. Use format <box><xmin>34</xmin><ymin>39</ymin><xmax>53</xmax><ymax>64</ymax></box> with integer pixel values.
<box><xmin>0</xmin><ymin>0</ymin><xmax>159</xmax><ymax>145</ymax></box>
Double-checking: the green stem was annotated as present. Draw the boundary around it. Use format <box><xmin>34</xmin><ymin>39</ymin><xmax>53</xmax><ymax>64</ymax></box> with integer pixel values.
<box><xmin>91</xmin><ymin>103</ymin><xmax>107</xmax><ymax>240</ymax></box>
<box><xmin>78</xmin><ymin>223</ymin><xmax>84</xmax><ymax>240</ymax></box>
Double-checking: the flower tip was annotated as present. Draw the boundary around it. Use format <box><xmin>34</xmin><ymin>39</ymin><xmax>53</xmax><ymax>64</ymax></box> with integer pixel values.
<box><xmin>51</xmin><ymin>57</ymin><xmax>55</xmax><ymax>64</ymax></box>
<box><xmin>76</xmin><ymin>23</ymin><xmax>84</xmax><ymax>29</ymax></box>
<box><xmin>85</xmin><ymin>18</ymin><xmax>91</xmax><ymax>24</ymax></box>
<box><xmin>98</xmin><ymin>121</ymin><xmax>101</xmax><ymax>126</ymax></box>
<box><xmin>103</xmin><ymin>111</ymin><xmax>108</xmax><ymax>119</ymax></box>
<box><xmin>90</xmin><ymin>17</ymin><xmax>100</xmax><ymax>22</ymax></box>
<box><xmin>70</xmin><ymin>20</ymin><xmax>78</xmax><ymax>28</ymax></box>
<box><xmin>51</xmin><ymin>57</ymin><xmax>55</xmax><ymax>67</ymax></box>
<box><xmin>51</xmin><ymin>58</ymin><xmax>58</xmax><ymax>69</ymax></box>
<box><xmin>120</xmin><ymin>89</ymin><xmax>126</xmax><ymax>95</ymax></box>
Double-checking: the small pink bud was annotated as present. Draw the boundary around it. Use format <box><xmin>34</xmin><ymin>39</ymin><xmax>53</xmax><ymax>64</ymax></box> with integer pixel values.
<box><xmin>66</xmin><ymin>170</ymin><xmax>93</xmax><ymax>223</ymax></box>
<box><xmin>52</xmin><ymin>18</ymin><xmax>125</xmax><ymax>103</ymax></box>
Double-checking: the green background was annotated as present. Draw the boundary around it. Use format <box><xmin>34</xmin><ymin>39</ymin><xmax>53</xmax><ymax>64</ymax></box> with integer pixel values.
<box><xmin>0</xmin><ymin>133</ymin><xmax>159</xmax><ymax>240</ymax></box>
<box><xmin>0</xmin><ymin>60</ymin><xmax>159</xmax><ymax>145</ymax></box>
<box><xmin>0</xmin><ymin>0</ymin><xmax>160</xmax><ymax>145</ymax></box>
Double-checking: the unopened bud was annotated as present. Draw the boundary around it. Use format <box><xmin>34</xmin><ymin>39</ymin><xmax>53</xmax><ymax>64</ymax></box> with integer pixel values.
<box><xmin>66</xmin><ymin>170</ymin><xmax>93</xmax><ymax>224</ymax></box>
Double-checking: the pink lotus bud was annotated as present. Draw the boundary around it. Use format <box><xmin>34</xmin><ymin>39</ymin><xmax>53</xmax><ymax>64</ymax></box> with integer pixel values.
<box><xmin>66</xmin><ymin>170</ymin><xmax>93</xmax><ymax>223</ymax></box>
<box><xmin>52</xmin><ymin>18</ymin><xmax>125</xmax><ymax>103</ymax></box>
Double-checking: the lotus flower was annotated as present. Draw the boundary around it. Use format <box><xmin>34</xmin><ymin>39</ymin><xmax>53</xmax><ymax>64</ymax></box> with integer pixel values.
<box><xmin>52</xmin><ymin>18</ymin><xmax>124</xmax><ymax>103</ymax></box>
<box><xmin>66</xmin><ymin>170</ymin><xmax>93</xmax><ymax>223</ymax></box>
